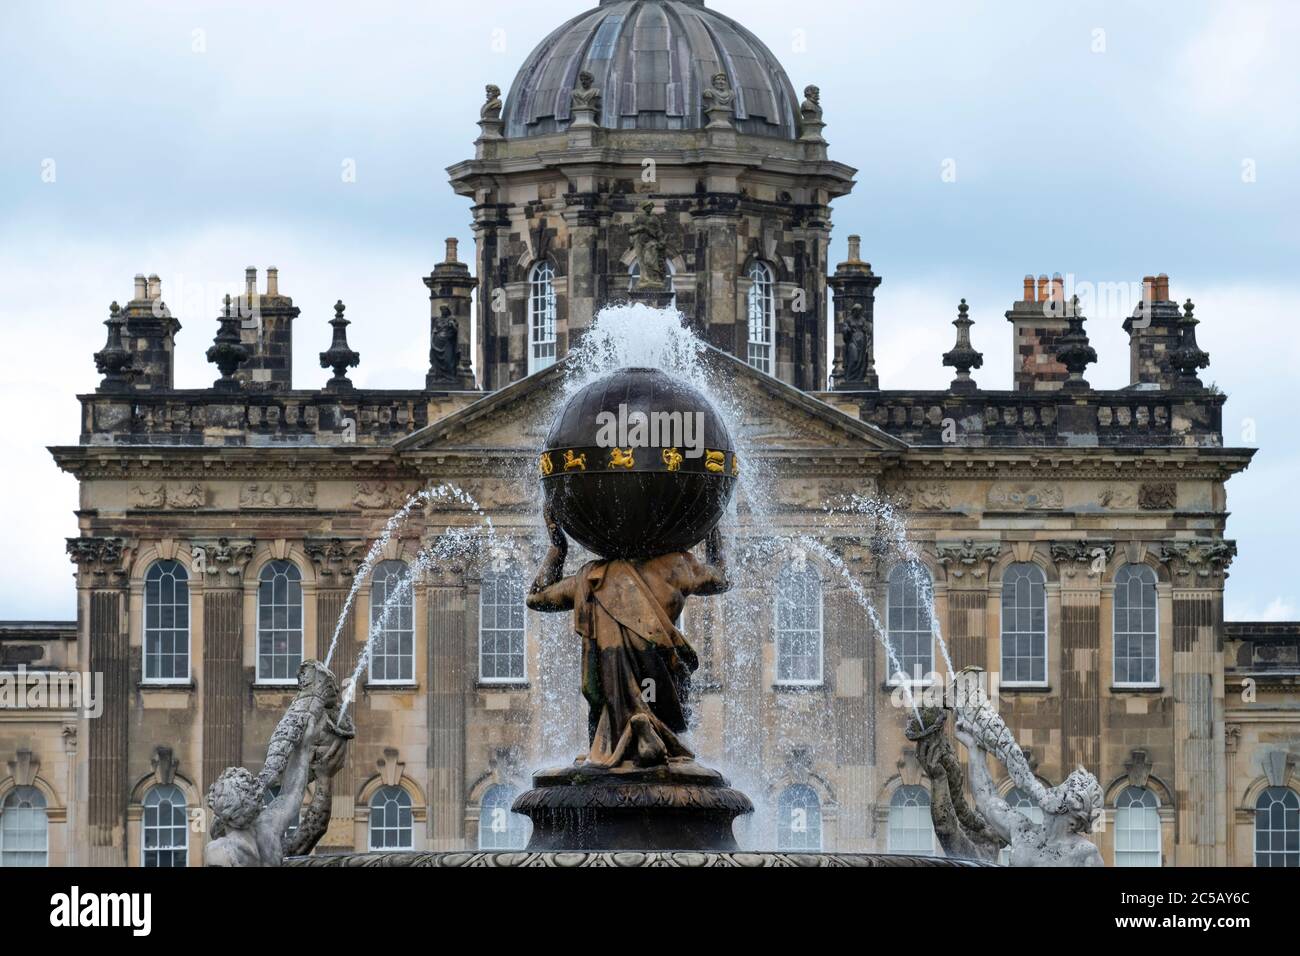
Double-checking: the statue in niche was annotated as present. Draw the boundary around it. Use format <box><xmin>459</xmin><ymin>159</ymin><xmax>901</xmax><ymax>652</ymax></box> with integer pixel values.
<box><xmin>204</xmin><ymin>661</ymin><xmax>355</xmax><ymax>866</ymax></box>
<box><xmin>629</xmin><ymin>200</ymin><xmax>669</xmax><ymax>291</ymax></box>
<box><xmin>526</xmin><ymin>506</ymin><xmax>731</xmax><ymax>768</ymax></box>
<box><xmin>842</xmin><ymin>303</ymin><xmax>871</xmax><ymax>382</ymax></box>
<box><xmin>702</xmin><ymin>71</ymin><xmax>735</xmax><ymax>129</ymax></box>
<box><xmin>429</xmin><ymin>305</ymin><xmax>460</xmax><ymax>383</ymax></box>
<box><xmin>481</xmin><ymin>84</ymin><xmax>503</xmax><ymax>122</ymax></box>
<box><xmin>570</xmin><ymin>70</ymin><xmax>602</xmax><ymax>127</ymax></box>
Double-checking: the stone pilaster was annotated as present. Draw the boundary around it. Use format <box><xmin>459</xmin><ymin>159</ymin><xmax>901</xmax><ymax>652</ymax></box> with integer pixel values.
<box><xmin>1051</xmin><ymin>540</ymin><xmax>1113</xmax><ymax>778</ymax></box>
<box><xmin>428</xmin><ymin>566</ymin><xmax>468</xmax><ymax>850</ymax></box>
<box><xmin>192</xmin><ymin>538</ymin><xmax>255</xmax><ymax>793</ymax></box>
<box><xmin>936</xmin><ymin>540</ymin><xmax>999</xmax><ymax>670</ymax></box>
<box><xmin>829</xmin><ymin>549</ymin><xmax>872</xmax><ymax>850</ymax></box>
<box><xmin>66</xmin><ymin>536</ymin><xmax>132</xmax><ymax>866</ymax></box>
<box><xmin>1161</xmin><ymin>538</ymin><xmax>1234</xmax><ymax>866</ymax></box>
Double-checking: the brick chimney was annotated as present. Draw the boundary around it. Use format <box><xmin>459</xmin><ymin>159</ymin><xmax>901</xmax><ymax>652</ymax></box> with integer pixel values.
<box><xmin>234</xmin><ymin>266</ymin><xmax>299</xmax><ymax>391</ymax></box>
<box><xmin>1005</xmin><ymin>272</ymin><xmax>1070</xmax><ymax>391</ymax></box>
<box><xmin>1122</xmin><ymin>272</ymin><xmax>1182</xmax><ymax>389</ymax></box>
<box><xmin>119</xmin><ymin>272</ymin><xmax>181</xmax><ymax>389</ymax></box>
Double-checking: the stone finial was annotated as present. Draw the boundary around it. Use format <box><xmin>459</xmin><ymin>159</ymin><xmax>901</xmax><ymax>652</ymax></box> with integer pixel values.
<box><xmin>570</xmin><ymin>70</ymin><xmax>602</xmax><ymax>129</ymax></box>
<box><xmin>94</xmin><ymin>301</ymin><xmax>134</xmax><ymax>392</ymax></box>
<box><xmin>207</xmin><ymin>294</ymin><xmax>250</xmax><ymax>390</ymax></box>
<box><xmin>1169</xmin><ymin>298</ymin><xmax>1210</xmax><ymax>388</ymax></box>
<box><xmin>319</xmin><ymin>300</ymin><xmax>361</xmax><ymax>391</ymax></box>
<box><xmin>1054</xmin><ymin>296</ymin><xmax>1097</xmax><ymax>391</ymax></box>
<box><xmin>942</xmin><ymin>298</ymin><xmax>984</xmax><ymax>393</ymax></box>
<box><xmin>702</xmin><ymin>71</ymin><xmax>735</xmax><ymax>129</ymax></box>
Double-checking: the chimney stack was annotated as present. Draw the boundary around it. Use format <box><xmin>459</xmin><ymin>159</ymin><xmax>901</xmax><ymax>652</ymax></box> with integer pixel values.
<box><xmin>847</xmin><ymin>235</ymin><xmax>863</xmax><ymax>263</ymax></box>
<box><xmin>445</xmin><ymin>238</ymin><xmax>459</xmax><ymax>264</ymax></box>
<box><xmin>244</xmin><ymin>267</ymin><xmax>258</xmax><ymax>302</ymax></box>
<box><xmin>1124</xmin><ymin>272</ymin><xmax>1184</xmax><ymax>389</ymax></box>
<box><xmin>133</xmin><ymin>274</ymin><xmax>148</xmax><ymax>301</ymax></box>
<box><xmin>266</xmin><ymin>266</ymin><xmax>279</xmax><ymax>297</ymax></box>
<box><xmin>1007</xmin><ymin>272</ymin><xmax>1072</xmax><ymax>392</ymax></box>
<box><xmin>117</xmin><ymin>272</ymin><xmax>180</xmax><ymax>390</ymax></box>
<box><xmin>146</xmin><ymin>274</ymin><xmax>161</xmax><ymax>300</ymax></box>
<box><xmin>232</xmin><ymin>267</ymin><xmax>298</xmax><ymax>392</ymax></box>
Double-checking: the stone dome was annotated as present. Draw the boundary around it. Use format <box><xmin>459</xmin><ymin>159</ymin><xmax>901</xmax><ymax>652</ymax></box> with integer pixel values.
<box><xmin>502</xmin><ymin>0</ymin><xmax>801</xmax><ymax>139</ymax></box>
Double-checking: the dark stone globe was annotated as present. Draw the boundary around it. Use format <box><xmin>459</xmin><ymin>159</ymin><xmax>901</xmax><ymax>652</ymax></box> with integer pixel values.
<box><xmin>539</xmin><ymin>368</ymin><xmax>738</xmax><ymax>559</ymax></box>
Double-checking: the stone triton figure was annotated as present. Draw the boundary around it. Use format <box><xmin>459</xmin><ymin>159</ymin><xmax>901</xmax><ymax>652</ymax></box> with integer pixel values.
<box><xmin>527</xmin><ymin>504</ymin><xmax>730</xmax><ymax>769</ymax></box>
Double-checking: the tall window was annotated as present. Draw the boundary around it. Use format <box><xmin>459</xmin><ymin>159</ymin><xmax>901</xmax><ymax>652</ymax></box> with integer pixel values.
<box><xmin>746</xmin><ymin>261</ymin><xmax>775</xmax><ymax>374</ymax></box>
<box><xmin>142</xmin><ymin>784</ymin><xmax>187</xmax><ymax>867</ymax></box>
<box><xmin>1255</xmin><ymin>787</ymin><xmax>1300</xmax><ymax>867</ymax></box>
<box><xmin>257</xmin><ymin>560</ymin><xmax>303</xmax><ymax>683</ymax></box>
<box><xmin>479</xmin><ymin>785</ymin><xmax>531</xmax><ymax>850</ymax></box>
<box><xmin>1114</xmin><ymin>786</ymin><xmax>1161</xmax><ymax>867</ymax></box>
<box><xmin>775</xmin><ymin>564</ymin><xmax>823</xmax><ymax>685</ymax></box>
<box><xmin>528</xmin><ymin>261</ymin><xmax>557</xmax><ymax>374</ymax></box>
<box><xmin>143</xmin><ymin>560</ymin><xmax>190</xmax><ymax>682</ymax></box>
<box><xmin>368</xmin><ymin>786</ymin><xmax>413</xmax><ymax>850</ymax></box>
<box><xmin>886</xmin><ymin>563</ymin><xmax>933</xmax><ymax>683</ymax></box>
<box><xmin>776</xmin><ymin>784</ymin><xmax>822</xmax><ymax>851</ymax></box>
<box><xmin>998</xmin><ymin>786</ymin><xmax>1045</xmax><ymax>865</ymax></box>
<box><xmin>888</xmin><ymin>785</ymin><xmax>935</xmax><ymax>855</ymax></box>
<box><xmin>1001</xmin><ymin>563</ymin><xmax>1046</xmax><ymax>685</ymax></box>
<box><xmin>0</xmin><ymin>787</ymin><xmax>48</xmax><ymax>867</ymax></box>
<box><xmin>370</xmin><ymin>560</ymin><xmax>414</xmax><ymax>684</ymax></box>
<box><xmin>628</xmin><ymin>261</ymin><xmax>677</xmax><ymax>309</ymax></box>
<box><xmin>1113</xmin><ymin>565</ymin><xmax>1158</xmax><ymax>686</ymax></box>
<box><xmin>480</xmin><ymin>567</ymin><xmax>526</xmax><ymax>683</ymax></box>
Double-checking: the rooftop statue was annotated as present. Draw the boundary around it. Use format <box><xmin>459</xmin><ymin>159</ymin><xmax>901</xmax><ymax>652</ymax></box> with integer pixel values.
<box><xmin>629</xmin><ymin>200</ymin><xmax>669</xmax><ymax>291</ymax></box>
<box><xmin>570</xmin><ymin>70</ymin><xmax>602</xmax><ymax>128</ymax></box>
<box><xmin>702</xmin><ymin>71</ymin><xmax>735</xmax><ymax>129</ymax></box>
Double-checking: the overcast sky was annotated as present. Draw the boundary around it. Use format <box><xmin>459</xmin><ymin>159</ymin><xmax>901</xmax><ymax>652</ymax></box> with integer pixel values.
<box><xmin>1</xmin><ymin>0</ymin><xmax>1297</xmax><ymax>622</ymax></box>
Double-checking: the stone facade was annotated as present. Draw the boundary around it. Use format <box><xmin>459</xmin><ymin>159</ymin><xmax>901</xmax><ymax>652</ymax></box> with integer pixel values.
<box><xmin>1</xmin><ymin>0</ymin><xmax>1296</xmax><ymax>868</ymax></box>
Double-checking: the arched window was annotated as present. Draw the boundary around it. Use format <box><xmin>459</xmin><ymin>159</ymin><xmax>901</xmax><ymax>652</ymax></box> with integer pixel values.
<box><xmin>1254</xmin><ymin>786</ymin><xmax>1300</xmax><ymax>867</ymax></box>
<box><xmin>628</xmin><ymin>261</ymin><xmax>677</xmax><ymax>309</ymax></box>
<box><xmin>370</xmin><ymin>560</ymin><xmax>414</xmax><ymax>684</ymax></box>
<box><xmin>1001</xmin><ymin>563</ymin><xmax>1046</xmax><ymax>685</ymax></box>
<box><xmin>775</xmin><ymin>564</ymin><xmax>823</xmax><ymax>685</ymax></box>
<box><xmin>0</xmin><ymin>786</ymin><xmax>48</xmax><ymax>867</ymax></box>
<box><xmin>368</xmin><ymin>786</ymin><xmax>413</xmax><ymax>850</ymax></box>
<box><xmin>746</xmin><ymin>261</ymin><xmax>775</xmax><ymax>374</ymax></box>
<box><xmin>478</xmin><ymin>784</ymin><xmax>531</xmax><ymax>850</ymax></box>
<box><xmin>998</xmin><ymin>786</ymin><xmax>1045</xmax><ymax>865</ymax></box>
<box><xmin>480</xmin><ymin>566</ymin><xmax>526</xmax><ymax>683</ymax></box>
<box><xmin>528</xmin><ymin>262</ymin><xmax>557</xmax><ymax>374</ymax></box>
<box><xmin>143</xmin><ymin>560</ymin><xmax>190</xmax><ymax>682</ymax></box>
<box><xmin>776</xmin><ymin>783</ymin><xmax>822</xmax><ymax>851</ymax></box>
<box><xmin>886</xmin><ymin>563</ymin><xmax>933</xmax><ymax>683</ymax></box>
<box><xmin>1114</xmin><ymin>786</ymin><xmax>1161</xmax><ymax>867</ymax></box>
<box><xmin>142</xmin><ymin>784</ymin><xmax>187</xmax><ymax>867</ymax></box>
<box><xmin>1113</xmin><ymin>565</ymin><xmax>1159</xmax><ymax>687</ymax></box>
<box><xmin>888</xmin><ymin>785</ymin><xmax>935</xmax><ymax>855</ymax></box>
<box><xmin>257</xmin><ymin>560</ymin><xmax>303</xmax><ymax>683</ymax></box>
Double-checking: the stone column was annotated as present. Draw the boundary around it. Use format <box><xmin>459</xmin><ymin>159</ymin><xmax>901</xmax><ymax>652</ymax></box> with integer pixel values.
<box><xmin>1051</xmin><ymin>541</ymin><xmax>1111</xmax><ymax>778</ymax></box>
<box><xmin>695</xmin><ymin>206</ymin><xmax>741</xmax><ymax>358</ymax></box>
<box><xmin>1161</xmin><ymin>539</ymin><xmax>1234</xmax><ymax>866</ymax></box>
<box><xmin>427</xmin><ymin>564</ymin><xmax>468</xmax><ymax>850</ymax></box>
<box><xmin>66</xmin><ymin>536</ymin><xmax>133</xmax><ymax>867</ymax></box>
<box><xmin>191</xmin><ymin>538</ymin><xmax>255</xmax><ymax>794</ymax></box>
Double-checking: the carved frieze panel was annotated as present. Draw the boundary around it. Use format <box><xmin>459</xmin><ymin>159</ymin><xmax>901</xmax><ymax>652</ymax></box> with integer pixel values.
<box><xmin>129</xmin><ymin>482</ymin><xmax>206</xmax><ymax>509</ymax></box>
<box><xmin>1097</xmin><ymin>485</ymin><xmax>1137</xmax><ymax>509</ymax></box>
<box><xmin>988</xmin><ymin>482</ymin><xmax>1062</xmax><ymax>511</ymax></box>
<box><xmin>240</xmin><ymin>482</ymin><xmax>317</xmax><ymax>509</ymax></box>
<box><xmin>894</xmin><ymin>481</ymin><xmax>951</xmax><ymax>512</ymax></box>
<box><xmin>1138</xmin><ymin>482</ymin><xmax>1178</xmax><ymax>510</ymax></box>
<box><xmin>353</xmin><ymin>481</ymin><xmax>419</xmax><ymax>511</ymax></box>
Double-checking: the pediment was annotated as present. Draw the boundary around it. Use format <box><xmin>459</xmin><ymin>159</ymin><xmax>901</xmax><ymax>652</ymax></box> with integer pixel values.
<box><xmin>396</xmin><ymin>347</ymin><xmax>905</xmax><ymax>457</ymax></box>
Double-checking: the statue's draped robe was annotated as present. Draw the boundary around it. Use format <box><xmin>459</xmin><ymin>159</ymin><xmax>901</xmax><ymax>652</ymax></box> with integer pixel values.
<box><xmin>572</xmin><ymin>557</ymin><xmax>701</xmax><ymax>767</ymax></box>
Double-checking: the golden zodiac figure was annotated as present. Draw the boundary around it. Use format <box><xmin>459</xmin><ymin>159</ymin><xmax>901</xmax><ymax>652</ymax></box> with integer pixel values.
<box><xmin>608</xmin><ymin>447</ymin><xmax>636</xmax><ymax>469</ymax></box>
<box><xmin>539</xmin><ymin>453</ymin><xmax>554</xmax><ymax>477</ymax></box>
<box><xmin>661</xmin><ymin>447</ymin><xmax>684</xmax><ymax>472</ymax></box>
<box><xmin>563</xmin><ymin>450</ymin><xmax>587</xmax><ymax>472</ymax></box>
<box><xmin>704</xmin><ymin>450</ymin><xmax>726</xmax><ymax>473</ymax></box>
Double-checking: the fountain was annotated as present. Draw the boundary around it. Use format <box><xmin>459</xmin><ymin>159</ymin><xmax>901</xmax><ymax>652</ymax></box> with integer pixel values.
<box><xmin>201</xmin><ymin>300</ymin><xmax>1107</xmax><ymax>868</ymax></box>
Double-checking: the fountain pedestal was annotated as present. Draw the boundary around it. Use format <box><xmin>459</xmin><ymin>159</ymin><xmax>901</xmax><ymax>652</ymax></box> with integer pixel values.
<box><xmin>513</xmin><ymin>759</ymin><xmax>753</xmax><ymax>851</ymax></box>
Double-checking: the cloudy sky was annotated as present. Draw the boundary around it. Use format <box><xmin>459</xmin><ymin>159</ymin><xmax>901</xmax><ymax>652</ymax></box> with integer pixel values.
<box><xmin>1</xmin><ymin>0</ymin><xmax>1297</xmax><ymax>621</ymax></box>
